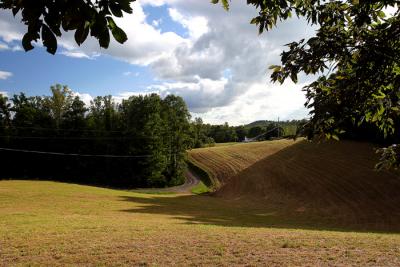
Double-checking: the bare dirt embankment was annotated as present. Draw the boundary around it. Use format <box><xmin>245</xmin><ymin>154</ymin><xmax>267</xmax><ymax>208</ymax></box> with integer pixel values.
<box><xmin>190</xmin><ymin>139</ymin><xmax>400</xmax><ymax>229</ymax></box>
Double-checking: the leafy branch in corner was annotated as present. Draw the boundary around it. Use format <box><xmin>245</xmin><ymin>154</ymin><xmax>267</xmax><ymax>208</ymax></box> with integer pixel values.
<box><xmin>0</xmin><ymin>0</ymin><xmax>135</xmax><ymax>54</ymax></box>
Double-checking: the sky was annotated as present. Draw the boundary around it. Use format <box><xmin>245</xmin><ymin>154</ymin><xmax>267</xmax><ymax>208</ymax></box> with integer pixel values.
<box><xmin>0</xmin><ymin>0</ymin><xmax>316</xmax><ymax>125</ymax></box>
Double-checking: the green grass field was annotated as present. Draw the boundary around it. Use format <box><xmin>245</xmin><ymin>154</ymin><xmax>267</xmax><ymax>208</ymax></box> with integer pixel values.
<box><xmin>2</xmin><ymin>139</ymin><xmax>400</xmax><ymax>265</ymax></box>
<box><xmin>1</xmin><ymin>180</ymin><xmax>400</xmax><ymax>266</ymax></box>
<box><xmin>188</xmin><ymin>139</ymin><xmax>300</xmax><ymax>188</ymax></box>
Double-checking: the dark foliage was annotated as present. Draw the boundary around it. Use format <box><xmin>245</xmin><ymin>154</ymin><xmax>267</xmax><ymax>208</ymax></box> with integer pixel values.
<box><xmin>0</xmin><ymin>0</ymin><xmax>135</xmax><ymax>54</ymax></box>
<box><xmin>189</xmin><ymin>118</ymin><xmax>303</xmax><ymax>146</ymax></box>
<box><xmin>0</xmin><ymin>85</ymin><xmax>191</xmax><ymax>188</ymax></box>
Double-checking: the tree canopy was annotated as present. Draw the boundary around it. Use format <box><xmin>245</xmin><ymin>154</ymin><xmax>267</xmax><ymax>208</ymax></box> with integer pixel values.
<box><xmin>0</xmin><ymin>87</ymin><xmax>192</xmax><ymax>187</ymax></box>
<box><xmin>0</xmin><ymin>0</ymin><xmax>135</xmax><ymax>54</ymax></box>
<box><xmin>214</xmin><ymin>0</ymin><xmax>400</xmax><ymax>169</ymax></box>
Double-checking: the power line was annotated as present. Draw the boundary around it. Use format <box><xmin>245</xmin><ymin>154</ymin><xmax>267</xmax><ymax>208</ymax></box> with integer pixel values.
<box><xmin>0</xmin><ymin>135</ymin><xmax>150</xmax><ymax>140</ymax></box>
<box><xmin>0</xmin><ymin>147</ymin><xmax>155</xmax><ymax>158</ymax></box>
<box><xmin>0</xmin><ymin>125</ymin><xmax>126</xmax><ymax>133</ymax></box>
<box><xmin>246</xmin><ymin>126</ymin><xmax>281</xmax><ymax>142</ymax></box>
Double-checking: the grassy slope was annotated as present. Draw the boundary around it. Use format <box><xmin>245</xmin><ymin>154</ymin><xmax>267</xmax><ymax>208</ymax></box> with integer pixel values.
<box><xmin>188</xmin><ymin>139</ymin><xmax>300</xmax><ymax>188</ymax></box>
<box><xmin>192</xmin><ymin>139</ymin><xmax>400</xmax><ymax>230</ymax></box>
<box><xmin>1</xmin><ymin>180</ymin><xmax>400</xmax><ymax>266</ymax></box>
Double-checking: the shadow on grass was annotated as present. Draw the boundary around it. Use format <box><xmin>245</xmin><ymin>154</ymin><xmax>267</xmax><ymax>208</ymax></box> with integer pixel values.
<box><xmin>118</xmin><ymin>193</ymin><xmax>400</xmax><ymax>234</ymax></box>
<box><xmin>118</xmin><ymin>141</ymin><xmax>400</xmax><ymax>233</ymax></box>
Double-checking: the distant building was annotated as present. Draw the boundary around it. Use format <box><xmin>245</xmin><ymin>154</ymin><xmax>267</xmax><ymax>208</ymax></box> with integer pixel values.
<box><xmin>243</xmin><ymin>136</ymin><xmax>254</xmax><ymax>143</ymax></box>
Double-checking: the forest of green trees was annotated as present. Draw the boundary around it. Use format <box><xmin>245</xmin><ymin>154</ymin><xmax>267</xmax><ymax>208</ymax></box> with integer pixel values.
<box><xmin>0</xmin><ymin>85</ymin><xmax>193</xmax><ymax>187</ymax></box>
<box><xmin>0</xmin><ymin>85</ymin><xmax>304</xmax><ymax>187</ymax></box>
<box><xmin>1</xmin><ymin>82</ymin><xmax>397</xmax><ymax>187</ymax></box>
<box><xmin>190</xmin><ymin>118</ymin><xmax>304</xmax><ymax>147</ymax></box>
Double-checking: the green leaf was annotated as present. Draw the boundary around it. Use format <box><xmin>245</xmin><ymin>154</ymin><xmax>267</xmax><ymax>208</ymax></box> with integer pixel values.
<box><xmin>269</xmin><ymin>65</ymin><xmax>281</xmax><ymax>70</ymax></box>
<box><xmin>12</xmin><ymin>7</ymin><xmax>20</xmax><ymax>16</ymax></box>
<box><xmin>210</xmin><ymin>0</ymin><xmax>229</xmax><ymax>11</ymax></box>
<box><xmin>99</xmin><ymin>28</ymin><xmax>110</xmax><ymax>49</ymax></box>
<box><xmin>221</xmin><ymin>0</ymin><xmax>229</xmax><ymax>10</ymax></box>
<box><xmin>41</xmin><ymin>24</ymin><xmax>57</xmax><ymax>54</ymax></box>
<box><xmin>250</xmin><ymin>18</ymin><xmax>258</xmax><ymax>25</ymax></box>
<box><xmin>377</xmin><ymin>11</ymin><xmax>386</xmax><ymax>18</ymax></box>
<box><xmin>22</xmin><ymin>33</ymin><xmax>34</xmax><ymax>52</ymax></box>
<box><xmin>112</xmin><ymin>26</ymin><xmax>127</xmax><ymax>44</ymax></box>
<box><xmin>74</xmin><ymin>22</ymin><xmax>90</xmax><ymax>46</ymax></box>
<box><xmin>290</xmin><ymin>73</ymin><xmax>298</xmax><ymax>83</ymax></box>
<box><xmin>109</xmin><ymin>3</ymin><xmax>123</xmax><ymax>17</ymax></box>
<box><xmin>107</xmin><ymin>17</ymin><xmax>128</xmax><ymax>44</ymax></box>
<box><xmin>117</xmin><ymin>0</ymin><xmax>133</xmax><ymax>13</ymax></box>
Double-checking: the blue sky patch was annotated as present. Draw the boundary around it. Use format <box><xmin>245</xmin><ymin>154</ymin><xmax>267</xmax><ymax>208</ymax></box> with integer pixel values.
<box><xmin>0</xmin><ymin>42</ymin><xmax>156</xmax><ymax>97</ymax></box>
<box><xmin>143</xmin><ymin>4</ymin><xmax>188</xmax><ymax>38</ymax></box>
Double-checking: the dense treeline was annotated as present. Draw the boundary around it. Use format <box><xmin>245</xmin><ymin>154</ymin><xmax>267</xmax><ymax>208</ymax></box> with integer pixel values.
<box><xmin>0</xmin><ymin>84</ymin><xmax>309</xmax><ymax>186</ymax></box>
<box><xmin>190</xmin><ymin>118</ymin><xmax>306</xmax><ymax>147</ymax></box>
<box><xmin>0</xmin><ymin>85</ymin><xmax>191</xmax><ymax>188</ymax></box>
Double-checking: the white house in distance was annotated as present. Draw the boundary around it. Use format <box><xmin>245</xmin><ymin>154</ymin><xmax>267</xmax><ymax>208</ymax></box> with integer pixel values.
<box><xmin>243</xmin><ymin>136</ymin><xmax>255</xmax><ymax>143</ymax></box>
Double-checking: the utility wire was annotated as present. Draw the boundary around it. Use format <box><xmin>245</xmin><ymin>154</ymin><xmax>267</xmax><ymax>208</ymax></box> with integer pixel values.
<box><xmin>0</xmin><ymin>125</ymin><xmax>126</xmax><ymax>133</ymax></box>
<box><xmin>0</xmin><ymin>135</ymin><xmax>150</xmax><ymax>140</ymax></box>
<box><xmin>247</xmin><ymin>126</ymin><xmax>282</xmax><ymax>142</ymax></box>
<box><xmin>0</xmin><ymin>147</ymin><xmax>155</xmax><ymax>158</ymax></box>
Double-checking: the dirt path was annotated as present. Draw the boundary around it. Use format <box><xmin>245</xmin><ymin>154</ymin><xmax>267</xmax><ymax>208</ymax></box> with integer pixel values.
<box><xmin>161</xmin><ymin>170</ymin><xmax>200</xmax><ymax>193</ymax></box>
<box><xmin>134</xmin><ymin>170</ymin><xmax>200</xmax><ymax>194</ymax></box>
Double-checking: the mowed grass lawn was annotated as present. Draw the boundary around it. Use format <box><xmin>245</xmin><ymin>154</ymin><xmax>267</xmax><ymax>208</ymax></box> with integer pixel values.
<box><xmin>188</xmin><ymin>139</ymin><xmax>300</xmax><ymax>187</ymax></box>
<box><xmin>1</xmin><ymin>180</ymin><xmax>400</xmax><ymax>266</ymax></box>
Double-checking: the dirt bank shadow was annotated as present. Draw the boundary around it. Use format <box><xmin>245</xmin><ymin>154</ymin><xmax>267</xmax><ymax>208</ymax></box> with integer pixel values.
<box><xmin>119</xmin><ymin>193</ymin><xmax>400</xmax><ymax>234</ymax></box>
<box><xmin>119</xmin><ymin>140</ymin><xmax>400</xmax><ymax>233</ymax></box>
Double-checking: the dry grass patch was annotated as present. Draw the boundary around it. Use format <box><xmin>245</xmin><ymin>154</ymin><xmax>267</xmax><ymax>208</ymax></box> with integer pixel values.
<box><xmin>1</xmin><ymin>180</ymin><xmax>400</xmax><ymax>266</ymax></box>
<box><xmin>189</xmin><ymin>139</ymin><xmax>400</xmax><ymax>230</ymax></box>
<box><xmin>216</xmin><ymin>140</ymin><xmax>400</xmax><ymax>230</ymax></box>
<box><xmin>188</xmin><ymin>139</ymin><xmax>300</xmax><ymax>187</ymax></box>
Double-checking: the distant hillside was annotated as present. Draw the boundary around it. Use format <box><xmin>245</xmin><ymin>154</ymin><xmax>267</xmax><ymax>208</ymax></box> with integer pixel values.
<box><xmin>244</xmin><ymin>119</ymin><xmax>305</xmax><ymax>136</ymax></box>
<box><xmin>245</xmin><ymin>120</ymin><xmax>273</xmax><ymax>128</ymax></box>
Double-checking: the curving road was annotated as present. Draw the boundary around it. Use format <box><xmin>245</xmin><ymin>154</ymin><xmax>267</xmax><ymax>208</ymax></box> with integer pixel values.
<box><xmin>134</xmin><ymin>169</ymin><xmax>201</xmax><ymax>193</ymax></box>
<box><xmin>162</xmin><ymin>170</ymin><xmax>200</xmax><ymax>193</ymax></box>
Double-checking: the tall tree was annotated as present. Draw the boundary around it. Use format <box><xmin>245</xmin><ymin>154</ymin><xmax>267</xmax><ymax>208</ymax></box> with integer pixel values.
<box><xmin>61</xmin><ymin>96</ymin><xmax>88</xmax><ymax>132</ymax></box>
<box><xmin>248</xmin><ymin>126</ymin><xmax>264</xmax><ymax>138</ymax></box>
<box><xmin>46</xmin><ymin>84</ymin><xmax>74</xmax><ymax>129</ymax></box>
<box><xmin>235</xmin><ymin>125</ymin><xmax>248</xmax><ymax>142</ymax></box>
<box><xmin>162</xmin><ymin>95</ymin><xmax>192</xmax><ymax>185</ymax></box>
<box><xmin>191</xmin><ymin>117</ymin><xmax>210</xmax><ymax>148</ymax></box>
<box><xmin>0</xmin><ymin>94</ymin><xmax>11</xmax><ymax>143</ymax></box>
<box><xmin>121</xmin><ymin>94</ymin><xmax>167</xmax><ymax>186</ymax></box>
<box><xmin>11</xmin><ymin>93</ymin><xmax>52</xmax><ymax>129</ymax></box>
<box><xmin>0</xmin><ymin>94</ymin><xmax>10</xmax><ymax>129</ymax></box>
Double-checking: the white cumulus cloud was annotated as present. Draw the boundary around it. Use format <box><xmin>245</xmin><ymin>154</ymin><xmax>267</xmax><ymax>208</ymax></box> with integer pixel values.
<box><xmin>0</xmin><ymin>0</ymin><xmax>316</xmax><ymax>124</ymax></box>
<box><xmin>60</xmin><ymin>51</ymin><xmax>92</xmax><ymax>59</ymax></box>
<box><xmin>0</xmin><ymin>71</ymin><xmax>12</xmax><ymax>80</ymax></box>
